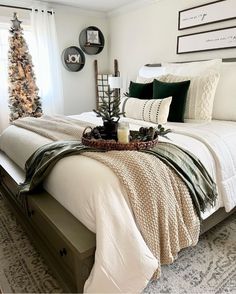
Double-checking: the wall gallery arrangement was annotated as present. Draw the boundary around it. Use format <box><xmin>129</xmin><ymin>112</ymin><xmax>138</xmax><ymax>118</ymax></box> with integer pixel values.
<box><xmin>62</xmin><ymin>26</ymin><xmax>104</xmax><ymax>71</ymax></box>
<box><xmin>177</xmin><ymin>0</ymin><xmax>236</xmax><ymax>54</ymax></box>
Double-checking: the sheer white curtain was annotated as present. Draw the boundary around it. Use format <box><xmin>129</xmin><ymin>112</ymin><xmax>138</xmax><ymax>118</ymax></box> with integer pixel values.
<box><xmin>0</xmin><ymin>24</ymin><xmax>10</xmax><ymax>133</ymax></box>
<box><xmin>30</xmin><ymin>6</ymin><xmax>64</xmax><ymax>115</ymax></box>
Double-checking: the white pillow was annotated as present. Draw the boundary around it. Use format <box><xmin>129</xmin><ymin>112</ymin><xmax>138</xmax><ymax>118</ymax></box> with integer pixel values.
<box><xmin>122</xmin><ymin>97</ymin><xmax>172</xmax><ymax>124</ymax></box>
<box><xmin>158</xmin><ymin>73</ymin><xmax>220</xmax><ymax>121</ymax></box>
<box><xmin>136</xmin><ymin>75</ymin><xmax>156</xmax><ymax>83</ymax></box>
<box><xmin>212</xmin><ymin>62</ymin><xmax>236</xmax><ymax>121</ymax></box>
<box><xmin>138</xmin><ymin>65</ymin><xmax>165</xmax><ymax>78</ymax></box>
<box><xmin>136</xmin><ymin>65</ymin><xmax>165</xmax><ymax>83</ymax></box>
<box><xmin>162</xmin><ymin>59</ymin><xmax>222</xmax><ymax>76</ymax></box>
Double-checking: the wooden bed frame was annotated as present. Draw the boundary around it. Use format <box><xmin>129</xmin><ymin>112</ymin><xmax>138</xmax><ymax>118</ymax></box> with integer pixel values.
<box><xmin>0</xmin><ymin>153</ymin><xmax>95</xmax><ymax>293</ymax></box>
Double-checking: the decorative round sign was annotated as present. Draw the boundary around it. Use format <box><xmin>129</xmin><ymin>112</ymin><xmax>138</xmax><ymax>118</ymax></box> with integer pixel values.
<box><xmin>61</xmin><ymin>46</ymin><xmax>85</xmax><ymax>72</ymax></box>
<box><xmin>79</xmin><ymin>26</ymin><xmax>105</xmax><ymax>55</ymax></box>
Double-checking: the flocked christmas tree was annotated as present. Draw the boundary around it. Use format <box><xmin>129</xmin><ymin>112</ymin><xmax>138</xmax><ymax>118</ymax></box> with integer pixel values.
<box><xmin>8</xmin><ymin>13</ymin><xmax>42</xmax><ymax>121</ymax></box>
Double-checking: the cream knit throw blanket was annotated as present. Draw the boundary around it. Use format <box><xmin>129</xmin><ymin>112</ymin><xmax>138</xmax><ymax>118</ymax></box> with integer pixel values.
<box><xmin>13</xmin><ymin>115</ymin><xmax>96</xmax><ymax>141</ymax></box>
<box><xmin>13</xmin><ymin>116</ymin><xmax>200</xmax><ymax>279</ymax></box>
<box><xmin>85</xmin><ymin>151</ymin><xmax>200</xmax><ymax>279</ymax></box>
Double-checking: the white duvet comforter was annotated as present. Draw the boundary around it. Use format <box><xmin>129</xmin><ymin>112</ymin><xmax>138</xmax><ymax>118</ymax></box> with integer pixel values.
<box><xmin>0</xmin><ymin>112</ymin><xmax>236</xmax><ymax>293</ymax></box>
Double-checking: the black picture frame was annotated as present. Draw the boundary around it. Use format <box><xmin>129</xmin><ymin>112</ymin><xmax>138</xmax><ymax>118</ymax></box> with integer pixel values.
<box><xmin>178</xmin><ymin>0</ymin><xmax>236</xmax><ymax>30</ymax></box>
<box><xmin>86</xmin><ymin>30</ymin><xmax>100</xmax><ymax>45</ymax></box>
<box><xmin>177</xmin><ymin>26</ymin><xmax>236</xmax><ymax>54</ymax></box>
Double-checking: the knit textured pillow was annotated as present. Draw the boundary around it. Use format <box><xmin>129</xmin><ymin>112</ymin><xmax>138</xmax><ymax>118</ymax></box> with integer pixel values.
<box><xmin>158</xmin><ymin>73</ymin><xmax>220</xmax><ymax>121</ymax></box>
<box><xmin>122</xmin><ymin>97</ymin><xmax>172</xmax><ymax>124</ymax></box>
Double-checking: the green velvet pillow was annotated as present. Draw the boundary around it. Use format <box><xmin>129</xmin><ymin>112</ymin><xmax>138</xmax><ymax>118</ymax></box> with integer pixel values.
<box><xmin>153</xmin><ymin>79</ymin><xmax>190</xmax><ymax>122</ymax></box>
<box><xmin>129</xmin><ymin>81</ymin><xmax>153</xmax><ymax>99</ymax></box>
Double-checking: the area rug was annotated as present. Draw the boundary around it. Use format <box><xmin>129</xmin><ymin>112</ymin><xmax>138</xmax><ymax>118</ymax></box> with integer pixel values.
<box><xmin>0</xmin><ymin>193</ymin><xmax>63</xmax><ymax>293</ymax></box>
<box><xmin>144</xmin><ymin>211</ymin><xmax>236</xmax><ymax>294</ymax></box>
<box><xmin>0</xmin><ymin>192</ymin><xmax>235</xmax><ymax>293</ymax></box>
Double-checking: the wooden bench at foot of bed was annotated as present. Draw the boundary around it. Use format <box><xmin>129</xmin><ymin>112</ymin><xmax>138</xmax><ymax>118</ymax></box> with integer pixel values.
<box><xmin>0</xmin><ymin>158</ymin><xmax>96</xmax><ymax>293</ymax></box>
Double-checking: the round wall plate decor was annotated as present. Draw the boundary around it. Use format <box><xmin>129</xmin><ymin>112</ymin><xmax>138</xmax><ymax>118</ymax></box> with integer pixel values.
<box><xmin>79</xmin><ymin>26</ymin><xmax>105</xmax><ymax>55</ymax></box>
<box><xmin>62</xmin><ymin>46</ymin><xmax>85</xmax><ymax>72</ymax></box>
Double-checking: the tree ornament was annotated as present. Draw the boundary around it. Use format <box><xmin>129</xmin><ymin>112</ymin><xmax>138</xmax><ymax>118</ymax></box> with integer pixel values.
<box><xmin>11</xmin><ymin>13</ymin><xmax>22</xmax><ymax>32</ymax></box>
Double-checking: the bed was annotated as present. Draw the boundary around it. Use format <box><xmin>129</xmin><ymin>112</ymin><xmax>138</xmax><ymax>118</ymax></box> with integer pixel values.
<box><xmin>0</xmin><ymin>58</ymin><xmax>236</xmax><ymax>293</ymax></box>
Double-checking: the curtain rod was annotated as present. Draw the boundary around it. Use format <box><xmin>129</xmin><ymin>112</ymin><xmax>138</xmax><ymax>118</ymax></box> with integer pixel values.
<box><xmin>0</xmin><ymin>4</ymin><xmax>54</xmax><ymax>14</ymax></box>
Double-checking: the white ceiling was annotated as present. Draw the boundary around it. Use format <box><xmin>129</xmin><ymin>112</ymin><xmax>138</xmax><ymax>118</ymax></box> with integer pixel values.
<box><xmin>42</xmin><ymin>0</ymin><xmax>140</xmax><ymax>12</ymax></box>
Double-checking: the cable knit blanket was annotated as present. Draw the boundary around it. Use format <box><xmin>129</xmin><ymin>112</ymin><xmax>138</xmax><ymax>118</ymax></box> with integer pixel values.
<box><xmin>85</xmin><ymin>150</ymin><xmax>200</xmax><ymax>279</ymax></box>
<box><xmin>14</xmin><ymin>116</ymin><xmax>210</xmax><ymax>279</ymax></box>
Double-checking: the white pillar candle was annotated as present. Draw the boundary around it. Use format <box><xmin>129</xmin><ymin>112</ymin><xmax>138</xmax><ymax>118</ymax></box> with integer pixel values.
<box><xmin>118</xmin><ymin>122</ymin><xmax>130</xmax><ymax>144</ymax></box>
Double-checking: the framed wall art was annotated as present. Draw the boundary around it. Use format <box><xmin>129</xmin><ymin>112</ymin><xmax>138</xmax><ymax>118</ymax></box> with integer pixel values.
<box><xmin>177</xmin><ymin>26</ymin><xmax>236</xmax><ymax>54</ymax></box>
<box><xmin>178</xmin><ymin>0</ymin><xmax>236</xmax><ymax>30</ymax></box>
<box><xmin>87</xmin><ymin>30</ymin><xmax>100</xmax><ymax>44</ymax></box>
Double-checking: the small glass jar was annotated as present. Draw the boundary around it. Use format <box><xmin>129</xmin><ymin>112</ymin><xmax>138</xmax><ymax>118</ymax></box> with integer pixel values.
<box><xmin>117</xmin><ymin>122</ymin><xmax>130</xmax><ymax>144</ymax></box>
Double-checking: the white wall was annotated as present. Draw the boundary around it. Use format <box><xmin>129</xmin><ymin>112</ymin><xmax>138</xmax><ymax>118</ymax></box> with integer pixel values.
<box><xmin>54</xmin><ymin>4</ymin><xmax>109</xmax><ymax>115</ymax></box>
<box><xmin>108</xmin><ymin>0</ymin><xmax>236</xmax><ymax>89</ymax></box>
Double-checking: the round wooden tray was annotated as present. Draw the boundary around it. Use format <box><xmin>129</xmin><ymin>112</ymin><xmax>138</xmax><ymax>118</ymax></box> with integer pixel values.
<box><xmin>82</xmin><ymin>131</ymin><xmax>158</xmax><ymax>151</ymax></box>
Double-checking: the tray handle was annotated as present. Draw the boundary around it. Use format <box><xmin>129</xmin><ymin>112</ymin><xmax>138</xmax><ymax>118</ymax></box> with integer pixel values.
<box><xmin>82</xmin><ymin>126</ymin><xmax>93</xmax><ymax>137</ymax></box>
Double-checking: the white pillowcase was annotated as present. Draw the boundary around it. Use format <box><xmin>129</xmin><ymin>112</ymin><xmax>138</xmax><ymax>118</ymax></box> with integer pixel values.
<box><xmin>136</xmin><ymin>65</ymin><xmax>165</xmax><ymax>83</ymax></box>
<box><xmin>136</xmin><ymin>59</ymin><xmax>221</xmax><ymax>83</ymax></box>
<box><xmin>212</xmin><ymin>62</ymin><xmax>236</xmax><ymax>121</ymax></box>
<box><xmin>158</xmin><ymin>73</ymin><xmax>220</xmax><ymax>121</ymax></box>
<box><xmin>162</xmin><ymin>59</ymin><xmax>222</xmax><ymax>76</ymax></box>
<box><xmin>122</xmin><ymin>97</ymin><xmax>172</xmax><ymax>124</ymax></box>
<box><xmin>138</xmin><ymin>65</ymin><xmax>165</xmax><ymax>78</ymax></box>
<box><xmin>136</xmin><ymin>75</ymin><xmax>156</xmax><ymax>83</ymax></box>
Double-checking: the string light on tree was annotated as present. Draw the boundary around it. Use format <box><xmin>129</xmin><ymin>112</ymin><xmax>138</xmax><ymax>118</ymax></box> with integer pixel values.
<box><xmin>8</xmin><ymin>12</ymin><xmax>43</xmax><ymax>121</ymax></box>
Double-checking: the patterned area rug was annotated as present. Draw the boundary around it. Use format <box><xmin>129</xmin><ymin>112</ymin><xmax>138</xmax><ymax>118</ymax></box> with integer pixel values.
<box><xmin>0</xmin><ymin>192</ymin><xmax>235</xmax><ymax>293</ymax></box>
<box><xmin>144</xmin><ymin>211</ymin><xmax>236</xmax><ymax>294</ymax></box>
<box><xmin>0</xmin><ymin>193</ymin><xmax>63</xmax><ymax>293</ymax></box>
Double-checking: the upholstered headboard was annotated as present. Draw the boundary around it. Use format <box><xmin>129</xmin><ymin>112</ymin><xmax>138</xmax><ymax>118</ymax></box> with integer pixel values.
<box><xmin>138</xmin><ymin>58</ymin><xmax>236</xmax><ymax>121</ymax></box>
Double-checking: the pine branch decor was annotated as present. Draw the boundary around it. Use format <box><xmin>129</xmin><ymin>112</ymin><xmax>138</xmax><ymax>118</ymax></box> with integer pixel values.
<box><xmin>8</xmin><ymin>13</ymin><xmax>43</xmax><ymax>121</ymax></box>
<box><xmin>93</xmin><ymin>89</ymin><xmax>124</xmax><ymax>122</ymax></box>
